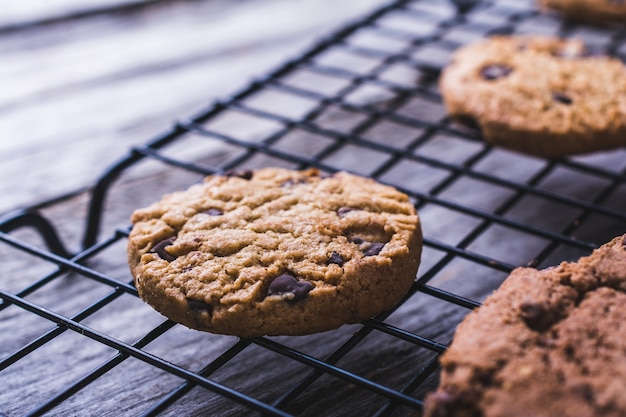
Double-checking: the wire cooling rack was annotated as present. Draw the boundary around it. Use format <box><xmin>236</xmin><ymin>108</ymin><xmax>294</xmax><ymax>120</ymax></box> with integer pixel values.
<box><xmin>2</xmin><ymin>0</ymin><xmax>626</xmax><ymax>416</ymax></box>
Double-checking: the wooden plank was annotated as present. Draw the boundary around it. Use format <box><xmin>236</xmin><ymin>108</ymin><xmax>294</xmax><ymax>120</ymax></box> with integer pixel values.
<box><xmin>0</xmin><ymin>0</ymin><xmax>385</xmax><ymax>214</ymax></box>
<box><xmin>0</xmin><ymin>0</ymin><xmax>162</xmax><ymax>29</ymax></box>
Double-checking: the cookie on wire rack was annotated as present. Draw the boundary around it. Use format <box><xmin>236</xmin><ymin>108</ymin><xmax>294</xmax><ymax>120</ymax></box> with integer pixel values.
<box><xmin>127</xmin><ymin>167</ymin><xmax>422</xmax><ymax>337</ymax></box>
<box><xmin>538</xmin><ymin>0</ymin><xmax>626</xmax><ymax>23</ymax></box>
<box><xmin>439</xmin><ymin>35</ymin><xmax>626</xmax><ymax>158</ymax></box>
<box><xmin>423</xmin><ymin>234</ymin><xmax>626</xmax><ymax>417</ymax></box>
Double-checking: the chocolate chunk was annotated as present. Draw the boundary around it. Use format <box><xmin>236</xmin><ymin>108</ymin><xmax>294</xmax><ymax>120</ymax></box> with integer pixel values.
<box><xmin>519</xmin><ymin>300</ymin><xmax>559</xmax><ymax>332</ymax></box>
<box><xmin>268</xmin><ymin>273</ymin><xmax>314</xmax><ymax>301</ymax></box>
<box><xmin>151</xmin><ymin>237</ymin><xmax>177</xmax><ymax>262</ymax></box>
<box><xmin>327</xmin><ymin>251</ymin><xmax>344</xmax><ymax>266</ymax></box>
<box><xmin>204</xmin><ymin>208</ymin><xmax>223</xmax><ymax>216</ymax></box>
<box><xmin>480</xmin><ymin>64</ymin><xmax>512</xmax><ymax>80</ymax></box>
<box><xmin>363</xmin><ymin>242</ymin><xmax>385</xmax><ymax>256</ymax></box>
<box><xmin>224</xmin><ymin>169</ymin><xmax>253</xmax><ymax>180</ymax></box>
<box><xmin>188</xmin><ymin>299</ymin><xmax>213</xmax><ymax>313</ymax></box>
<box><xmin>349</xmin><ymin>237</ymin><xmax>385</xmax><ymax>256</ymax></box>
<box><xmin>337</xmin><ymin>206</ymin><xmax>356</xmax><ymax>217</ymax></box>
<box><xmin>552</xmin><ymin>92</ymin><xmax>573</xmax><ymax>105</ymax></box>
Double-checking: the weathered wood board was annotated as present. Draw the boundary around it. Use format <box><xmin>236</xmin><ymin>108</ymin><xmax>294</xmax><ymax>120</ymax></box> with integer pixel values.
<box><xmin>0</xmin><ymin>0</ymin><xmax>383</xmax><ymax>214</ymax></box>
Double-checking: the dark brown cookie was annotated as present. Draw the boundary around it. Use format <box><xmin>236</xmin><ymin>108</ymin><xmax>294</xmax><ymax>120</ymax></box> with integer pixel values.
<box><xmin>128</xmin><ymin>167</ymin><xmax>422</xmax><ymax>337</ymax></box>
<box><xmin>539</xmin><ymin>0</ymin><xmax>626</xmax><ymax>23</ymax></box>
<box><xmin>423</xmin><ymin>234</ymin><xmax>626</xmax><ymax>417</ymax></box>
<box><xmin>439</xmin><ymin>35</ymin><xmax>626</xmax><ymax>158</ymax></box>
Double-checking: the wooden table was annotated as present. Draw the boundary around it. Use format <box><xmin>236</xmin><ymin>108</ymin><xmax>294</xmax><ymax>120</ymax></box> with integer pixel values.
<box><xmin>2</xmin><ymin>0</ymin><xmax>626</xmax><ymax>416</ymax></box>
<box><xmin>0</xmin><ymin>0</ymin><xmax>383</xmax><ymax>214</ymax></box>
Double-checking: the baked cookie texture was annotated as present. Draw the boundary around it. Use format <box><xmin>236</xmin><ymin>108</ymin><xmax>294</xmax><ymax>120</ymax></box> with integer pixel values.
<box><xmin>538</xmin><ymin>0</ymin><xmax>626</xmax><ymax>23</ymax></box>
<box><xmin>128</xmin><ymin>168</ymin><xmax>422</xmax><ymax>337</ymax></box>
<box><xmin>423</xmin><ymin>234</ymin><xmax>626</xmax><ymax>417</ymax></box>
<box><xmin>439</xmin><ymin>35</ymin><xmax>626</xmax><ymax>158</ymax></box>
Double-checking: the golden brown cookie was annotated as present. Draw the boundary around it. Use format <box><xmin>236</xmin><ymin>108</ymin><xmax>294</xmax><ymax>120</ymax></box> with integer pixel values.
<box><xmin>538</xmin><ymin>0</ymin><xmax>626</xmax><ymax>23</ymax></box>
<box><xmin>439</xmin><ymin>35</ymin><xmax>626</xmax><ymax>158</ymax></box>
<box><xmin>423</xmin><ymin>234</ymin><xmax>626</xmax><ymax>417</ymax></box>
<box><xmin>128</xmin><ymin>168</ymin><xmax>422</xmax><ymax>337</ymax></box>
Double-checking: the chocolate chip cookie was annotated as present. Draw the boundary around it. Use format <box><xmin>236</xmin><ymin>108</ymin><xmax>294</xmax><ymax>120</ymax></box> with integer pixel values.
<box><xmin>128</xmin><ymin>168</ymin><xmax>422</xmax><ymax>337</ymax></box>
<box><xmin>439</xmin><ymin>35</ymin><xmax>626</xmax><ymax>158</ymax></box>
<box><xmin>423</xmin><ymin>234</ymin><xmax>626</xmax><ymax>417</ymax></box>
<box><xmin>538</xmin><ymin>0</ymin><xmax>626</xmax><ymax>23</ymax></box>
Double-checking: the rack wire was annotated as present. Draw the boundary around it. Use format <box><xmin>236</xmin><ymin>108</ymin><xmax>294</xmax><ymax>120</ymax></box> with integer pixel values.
<box><xmin>2</xmin><ymin>0</ymin><xmax>626</xmax><ymax>415</ymax></box>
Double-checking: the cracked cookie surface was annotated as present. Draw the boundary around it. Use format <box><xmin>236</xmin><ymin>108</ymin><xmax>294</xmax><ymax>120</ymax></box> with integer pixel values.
<box><xmin>439</xmin><ymin>35</ymin><xmax>626</xmax><ymax>158</ymax></box>
<box><xmin>128</xmin><ymin>167</ymin><xmax>422</xmax><ymax>337</ymax></box>
<box><xmin>423</xmin><ymin>234</ymin><xmax>626</xmax><ymax>417</ymax></box>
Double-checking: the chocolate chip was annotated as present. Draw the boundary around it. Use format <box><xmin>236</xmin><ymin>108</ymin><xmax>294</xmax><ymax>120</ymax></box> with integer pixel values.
<box><xmin>363</xmin><ymin>242</ymin><xmax>385</xmax><ymax>256</ymax></box>
<box><xmin>188</xmin><ymin>299</ymin><xmax>213</xmax><ymax>313</ymax></box>
<box><xmin>480</xmin><ymin>64</ymin><xmax>512</xmax><ymax>80</ymax></box>
<box><xmin>204</xmin><ymin>208</ymin><xmax>223</xmax><ymax>216</ymax></box>
<box><xmin>327</xmin><ymin>251</ymin><xmax>344</xmax><ymax>266</ymax></box>
<box><xmin>519</xmin><ymin>300</ymin><xmax>559</xmax><ymax>332</ymax></box>
<box><xmin>268</xmin><ymin>274</ymin><xmax>314</xmax><ymax>301</ymax></box>
<box><xmin>337</xmin><ymin>207</ymin><xmax>356</xmax><ymax>217</ymax></box>
<box><xmin>349</xmin><ymin>237</ymin><xmax>385</xmax><ymax>256</ymax></box>
<box><xmin>151</xmin><ymin>237</ymin><xmax>177</xmax><ymax>262</ymax></box>
<box><xmin>552</xmin><ymin>92</ymin><xmax>573</xmax><ymax>105</ymax></box>
<box><xmin>224</xmin><ymin>169</ymin><xmax>253</xmax><ymax>180</ymax></box>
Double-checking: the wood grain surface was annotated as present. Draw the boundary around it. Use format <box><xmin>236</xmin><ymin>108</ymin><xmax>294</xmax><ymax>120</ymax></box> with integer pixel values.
<box><xmin>0</xmin><ymin>0</ymin><xmax>383</xmax><ymax>214</ymax></box>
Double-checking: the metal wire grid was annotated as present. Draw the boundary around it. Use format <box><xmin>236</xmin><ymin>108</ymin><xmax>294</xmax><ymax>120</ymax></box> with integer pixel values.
<box><xmin>2</xmin><ymin>0</ymin><xmax>626</xmax><ymax>415</ymax></box>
